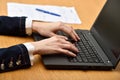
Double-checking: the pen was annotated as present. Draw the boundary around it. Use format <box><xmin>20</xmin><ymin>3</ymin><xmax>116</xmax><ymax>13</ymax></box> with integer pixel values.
<box><xmin>36</xmin><ymin>8</ymin><xmax>61</xmax><ymax>17</ymax></box>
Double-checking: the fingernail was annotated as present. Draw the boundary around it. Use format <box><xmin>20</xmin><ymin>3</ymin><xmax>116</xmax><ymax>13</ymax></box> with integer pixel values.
<box><xmin>75</xmin><ymin>38</ymin><xmax>77</xmax><ymax>41</ymax></box>
<box><xmin>72</xmin><ymin>54</ymin><xmax>76</xmax><ymax>57</ymax></box>
<box><xmin>65</xmin><ymin>37</ymin><xmax>68</xmax><ymax>40</ymax></box>
<box><xmin>77</xmin><ymin>49</ymin><xmax>79</xmax><ymax>52</ymax></box>
<box><xmin>76</xmin><ymin>49</ymin><xmax>79</xmax><ymax>53</ymax></box>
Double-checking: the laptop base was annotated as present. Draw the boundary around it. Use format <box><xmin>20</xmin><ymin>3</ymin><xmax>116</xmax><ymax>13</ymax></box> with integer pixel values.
<box><xmin>41</xmin><ymin>54</ymin><xmax>113</xmax><ymax>70</ymax></box>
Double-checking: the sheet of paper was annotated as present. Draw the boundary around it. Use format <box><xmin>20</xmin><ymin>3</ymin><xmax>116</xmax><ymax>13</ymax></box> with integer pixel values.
<box><xmin>7</xmin><ymin>2</ymin><xmax>81</xmax><ymax>24</ymax></box>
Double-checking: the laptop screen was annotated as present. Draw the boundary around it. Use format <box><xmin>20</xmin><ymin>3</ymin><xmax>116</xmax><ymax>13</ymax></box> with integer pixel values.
<box><xmin>92</xmin><ymin>0</ymin><xmax>120</xmax><ymax>60</ymax></box>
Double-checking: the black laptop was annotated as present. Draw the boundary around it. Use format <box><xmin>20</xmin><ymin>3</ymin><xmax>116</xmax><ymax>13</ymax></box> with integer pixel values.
<box><xmin>33</xmin><ymin>0</ymin><xmax>120</xmax><ymax>70</ymax></box>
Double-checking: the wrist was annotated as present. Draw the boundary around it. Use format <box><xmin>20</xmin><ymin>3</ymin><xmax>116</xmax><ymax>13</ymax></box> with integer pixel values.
<box><xmin>30</xmin><ymin>42</ymin><xmax>40</xmax><ymax>55</ymax></box>
<box><xmin>31</xmin><ymin>41</ymin><xmax>46</xmax><ymax>55</ymax></box>
<box><xmin>32</xmin><ymin>21</ymin><xmax>41</xmax><ymax>33</ymax></box>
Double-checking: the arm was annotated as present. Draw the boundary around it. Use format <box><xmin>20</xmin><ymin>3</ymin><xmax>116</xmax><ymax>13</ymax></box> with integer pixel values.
<box><xmin>0</xmin><ymin>16</ymin><xmax>26</xmax><ymax>36</ymax></box>
<box><xmin>0</xmin><ymin>16</ymin><xmax>79</xmax><ymax>72</ymax></box>
<box><xmin>0</xmin><ymin>16</ymin><xmax>32</xmax><ymax>72</ymax></box>
<box><xmin>0</xmin><ymin>44</ymin><xmax>31</xmax><ymax>73</ymax></box>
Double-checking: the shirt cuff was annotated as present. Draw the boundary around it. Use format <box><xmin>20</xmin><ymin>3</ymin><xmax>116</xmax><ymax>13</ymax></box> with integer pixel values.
<box><xmin>25</xmin><ymin>18</ymin><xmax>32</xmax><ymax>36</ymax></box>
<box><xmin>23</xmin><ymin>43</ymin><xmax>35</xmax><ymax>66</ymax></box>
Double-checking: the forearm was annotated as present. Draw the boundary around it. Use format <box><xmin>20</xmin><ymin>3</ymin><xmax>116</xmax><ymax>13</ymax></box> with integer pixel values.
<box><xmin>0</xmin><ymin>16</ymin><xmax>39</xmax><ymax>72</ymax></box>
<box><xmin>0</xmin><ymin>44</ymin><xmax>31</xmax><ymax>73</ymax></box>
<box><xmin>0</xmin><ymin>16</ymin><xmax>27</xmax><ymax>36</ymax></box>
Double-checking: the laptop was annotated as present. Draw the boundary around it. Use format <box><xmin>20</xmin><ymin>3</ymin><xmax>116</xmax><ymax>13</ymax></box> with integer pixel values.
<box><xmin>33</xmin><ymin>0</ymin><xmax>120</xmax><ymax>70</ymax></box>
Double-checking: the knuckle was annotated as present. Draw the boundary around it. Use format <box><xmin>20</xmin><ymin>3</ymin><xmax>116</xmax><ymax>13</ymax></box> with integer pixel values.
<box><xmin>55</xmin><ymin>38</ymin><xmax>61</xmax><ymax>42</ymax></box>
<box><xmin>70</xmin><ymin>27</ymin><xmax>73</xmax><ymax>32</ymax></box>
<box><xmin>68</xmin><ymin>45</ymin><xmax>72</xmax><ymax>49</ymax></box>
<box><xmin>54</xmin><ymin>36</ymin><xmax>65</xmax><ymax>42</ymax></box>
<box><xmin>55</xmin><ymin>48</ymin><xmax>60</xmax><ymax>52</ymax></box>
<box><xmin>58</xmin><ymin>22</ymin><xmax>64</xmax><ymax>29</ymax></box>
<box><xmin>56</xmin><ymin>38</ymin><xmax>60</xmax><ymax>42</ymax></box>
<box><xmin>53</xmin><ymin>36</ymin><xmax>59</xmax><ymax>41</ymax></box>
<box><xmin>57</xmin><ymin>21</ymin><xmax>63</xmax><ymax>26</ymax></box>
<box><xmin>67</xmin><ymin>27</ymin><xmax>73</xmax><ymax>33</ymax></box>
<box><xmin>64</xmin><ymin>50</ymin><xmax>69</xmax><ymax>54</ymax></box>
<box><xmin>70</xmin><ymin>26</ymin><xmax>73</xmax><ymax>29</ymax></box>
<box><xmin>57</xmin><ymin>48</ymin><xmax>64</xmax><ymax>53</ymax></box>
<box><xmin>53</xmin><ymin>35</ymin><xmax>59</xmax><ymax>39</ymax></box>
<box><xmin>69</xmin><ymin>29</ymin><xmax>73</xmax><ymax>33</ymax></box>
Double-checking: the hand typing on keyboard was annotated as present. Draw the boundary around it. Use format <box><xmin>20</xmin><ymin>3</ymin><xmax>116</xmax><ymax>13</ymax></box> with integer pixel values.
<box><xmin>31</xmin><ymin>35</ymin><xmax>79</xmax><ymax>57</ymax></box>
<box><xmin>32</xmin><ymin>21</ymin><xmax>80</xmax><ymax>41</ymax></box>
<box><xmin>31</xmin><ymin>22</ymin><xmax>80</xmax><ymax>57</ymax></box>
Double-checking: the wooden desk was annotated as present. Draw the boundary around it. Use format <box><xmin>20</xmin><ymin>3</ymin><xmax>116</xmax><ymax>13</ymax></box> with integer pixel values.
<box><xmin>0</xmin><ymin>0</ymin><xmax>120</xmax><ymax>80</ymax></box>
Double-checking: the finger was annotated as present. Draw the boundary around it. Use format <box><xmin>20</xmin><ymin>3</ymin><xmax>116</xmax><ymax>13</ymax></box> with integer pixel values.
<box><xmin>57</xmin><ymin>48</ymin><xmax>76</xmax><ymax>57</ymax></box>
<box><xmin>58</xmin><ymin>43</ymin><xmax>79</xmax><ymax>53</ymax></box>
<box><xmin>60</xmin><ymin>25</ymin><xmax>78</xmax><ymax>41</ymax></box>
<box><xmin>54</xmin><ymin>35</ymin><xmax>68</xmax><ymax>40</ymax></box>
<box><xmin>71</xmin><ymin>27</ymin><xmax>80</xmax><ymax>41</ymax></box>
<box><xmin>73</xmin><ymin>30</ymin><xmax>80</xmax><ymax>40</ymax></box>
<box><xmin>56</xmin><ymin>37</ymin><xmax>71</xmax><ymax>44</ymax></box>
<box><xmin>48</xmin><ymin>32</ymin><xmax>57</xmax><ymax>37</ymax></box>
<box><xmin>70</xmin><ymin>31</ymin><xmax>78</xmax><ymax>41</ymax></box>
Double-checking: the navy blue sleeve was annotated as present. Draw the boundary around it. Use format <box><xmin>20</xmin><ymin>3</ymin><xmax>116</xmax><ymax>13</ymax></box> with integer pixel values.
<box><xmin>0</xmin><ymin>16</ymin><xmax>31</xmax><ymax>72</ymax></box>
<box><xmin>0</xmin><ymin>44</ymin><xmax>31</xmax><ymax>73</ymax></box>
<box><xmin>0</xmin><ymin>16</ymin><xmax>27</xmax><ymax>36</ymax></box>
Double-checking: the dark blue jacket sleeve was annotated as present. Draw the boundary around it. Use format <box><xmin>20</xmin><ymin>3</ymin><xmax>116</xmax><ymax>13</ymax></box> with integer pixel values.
<box><xmin>0</xmin><ymin>44</ymin><xmax>31</xmax><ymax>73</ymax></box>
<box><xmin>0</xmin><ymin>16</ymin><xmax>31</xmax><ymax>72</ymax></box>
<box><xmin>0</xmin><ymin>16</ymin><xmax>27</xmax><ymax>36</ymax></box>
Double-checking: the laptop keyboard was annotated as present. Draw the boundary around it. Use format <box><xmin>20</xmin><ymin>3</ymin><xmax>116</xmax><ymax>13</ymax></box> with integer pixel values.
<box><xmin>57</xmin><ymin>30</ymin><xmax>103</xmax><ymax>63</ymax></box>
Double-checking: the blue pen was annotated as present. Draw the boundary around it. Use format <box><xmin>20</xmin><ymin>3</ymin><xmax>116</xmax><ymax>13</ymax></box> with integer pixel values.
<box><xmin>36</xmin><ymin>8</ymin><xmax>61</xmax><ymax>17</ymax></box>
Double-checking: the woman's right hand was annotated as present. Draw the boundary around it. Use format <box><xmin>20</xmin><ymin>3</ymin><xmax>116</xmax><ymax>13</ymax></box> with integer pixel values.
<box><xmin>31</xmin><ymin>35</ymin><xmax>78</xmax><ymax>57</ymax></box>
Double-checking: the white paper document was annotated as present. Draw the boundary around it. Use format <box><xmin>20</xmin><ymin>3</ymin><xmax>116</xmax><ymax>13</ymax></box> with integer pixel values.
<box><xmin>7</xmin><ymin>2</ymin><xmax>81</xmax><ymax>24</ymax></box>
